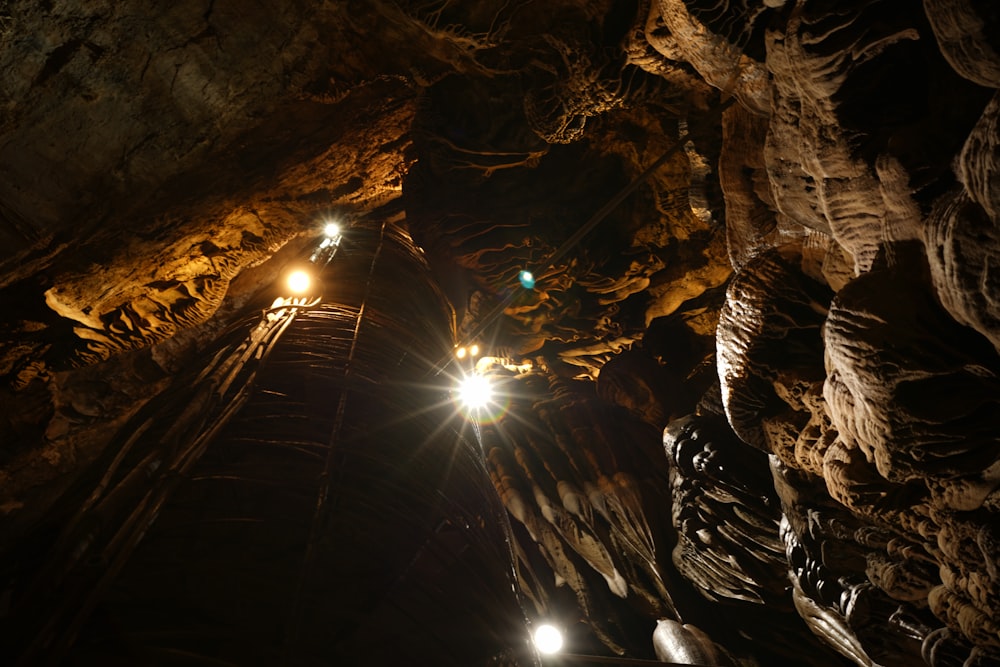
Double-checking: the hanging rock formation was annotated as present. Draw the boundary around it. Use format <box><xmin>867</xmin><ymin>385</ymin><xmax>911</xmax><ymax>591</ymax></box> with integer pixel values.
<box><xmin>1</xmin><ymin>1</ymin><xmax>999</xmax><ymax>665</ymax></box>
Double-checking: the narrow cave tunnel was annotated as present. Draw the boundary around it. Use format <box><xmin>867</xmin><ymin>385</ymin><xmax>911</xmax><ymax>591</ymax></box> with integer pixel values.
<box><xmin>2</xmin><ymin>1</ymin><xmax>1000</xmax><ymax>666</ymax></box>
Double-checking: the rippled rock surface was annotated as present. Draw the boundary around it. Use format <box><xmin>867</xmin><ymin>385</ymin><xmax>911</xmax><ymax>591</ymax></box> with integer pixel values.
<box><xmin>3</xmin><ymin>1</ymin><xmax>1000</xmax><ymax>665</ymax></box>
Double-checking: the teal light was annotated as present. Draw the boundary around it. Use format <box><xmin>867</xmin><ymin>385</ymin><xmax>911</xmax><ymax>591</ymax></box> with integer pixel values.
<box><xmin>518</xmin><ymin>270</ymin><xmax>535</xmax><ymax>289</ymax></box>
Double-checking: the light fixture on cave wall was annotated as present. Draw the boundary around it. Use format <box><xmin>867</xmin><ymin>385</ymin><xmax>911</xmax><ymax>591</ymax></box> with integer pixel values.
<box><xmin>452</xmin><ymin>368</ymin><xmax>509</xmax><ymax>425</ymax></box>
<box><xmin>518</xmin><ymin>269</ymin><xmax>536</xmax><ymax>289</ymax></box>
<box><xmin>455</xmin><ymin>342</ymin><xmax>481</xmax><ymax>365</ymax></box>
<box><xmin>449</xmin><ymin>353</ymin><xmax>527</xmax><ymax>426</ymax></box>
<box><xmin>456</xmin><ymin>372</ymin><xmax>493</xmax><ymax>411</ymax></box>
<box><xmin>286</xmin><ymin>268</ymin><xmax>313</xmax><ymax>294</ymax></box>
<box><xmin>310</xmin><ymin>218</ymin><xmax>344</xmax><ymax>266</ymax></box>
<box><xmin>455</xmin><ymin>340</ymin><xmax>533</xmax><ymax>377</ymax></box>
<box><xmin>449</xmin><ymin>359</ymin><xmax>534</xmax><ymax>427</ymax></box>
<box><xmin>533</xmin><ymin>623</ymin><xmax>564</xmax><ymax>655</ymax></box>
<box><xmin>271</xmin><ymin>219</ymin><xmax>346</xmax><ymax>309</ymax></box>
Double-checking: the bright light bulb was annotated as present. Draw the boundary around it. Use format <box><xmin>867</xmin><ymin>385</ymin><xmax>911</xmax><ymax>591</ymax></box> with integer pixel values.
<box><xmin>455</xmin><ymin>346</ymin><xmax>467</xmax><ymax>359</ymax></box>
<box><xmin>518</xmin><ymin>270</ymin><xmax>536</xmax><ymax>289</ymax></box>
<box><xmin>457</xmin><ymin>374</ymin><xmax>493</xmax><ymax>409</ymax></box>
<box><xmin>533</xmin><ymin>624</ymin><xmax>563</xmax><ymax>654</ymax></box>
<box><xmin>469</xmin><ymin>344</ymin><xmax>480</xmax><ymax>357</ymax></box>
<box><xmin>323</xmin><ymin>221</ymin><xmax>341</xmax><ymax>238</ymax></box>
<box><xmin>286</xmin><ymin>269</ymin><xmax>312</xmax><ymax>294</ymax></box>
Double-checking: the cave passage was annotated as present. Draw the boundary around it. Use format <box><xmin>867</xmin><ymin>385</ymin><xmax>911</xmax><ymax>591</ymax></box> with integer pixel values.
<box><xmin>7</xmin><ymin>221</ymin><xmax>535</xmax><ymax>667</ymax></box>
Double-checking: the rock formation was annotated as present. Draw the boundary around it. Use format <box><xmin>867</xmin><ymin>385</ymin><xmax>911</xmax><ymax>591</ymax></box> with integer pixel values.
<box><xmin>1</xmin><ymin>1</ymin><xmax>998</xmax><ymax>665</ymax></box>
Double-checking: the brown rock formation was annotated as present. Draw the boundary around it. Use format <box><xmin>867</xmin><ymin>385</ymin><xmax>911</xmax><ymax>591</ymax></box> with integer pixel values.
<box><xmin>1</xmin><ymin>1</ymin><xmax>999</xmax><ymax>665</ymax></box>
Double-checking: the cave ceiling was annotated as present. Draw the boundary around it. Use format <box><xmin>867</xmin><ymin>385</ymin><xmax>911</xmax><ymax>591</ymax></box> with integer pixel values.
<box><xmin>1</xmin><ymin>0</ymin><xmax>999</xmax><ymax>665</ymax></box>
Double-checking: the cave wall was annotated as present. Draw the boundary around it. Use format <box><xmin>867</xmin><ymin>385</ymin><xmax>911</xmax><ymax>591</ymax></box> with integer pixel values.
<box><xmin>6</xmin><ymin>222</ymin><xmax>533</xmax><ymax>666</ymax></box>
<box><xmin>1</xmin><ymin>0</ymin><xmax>999</xmax><ymax>665</ymax></box>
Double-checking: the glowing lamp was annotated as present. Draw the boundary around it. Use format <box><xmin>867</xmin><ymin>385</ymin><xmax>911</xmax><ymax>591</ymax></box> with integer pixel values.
<box><xmin>457</xmin><ymin>374</ymin><xmax>493</xmax><ymax>410</ymax></box>
<box><xmin>323</xmin><ymin>221</ymin><xmax>341</xmax><ymax>238</ymax></box>
<box><xmin>518</xmin><ymin>270</ymin><xmax>536</xmax><ymax>289</ymax></box>
<box><xmin>533</xmin><ymin>624</ymin><xmax>563</xmax><ymax>654</ymax></box>
<box><xmin>286</xmin><ymin>269</ymin><xmax>312</xmax><ymax>294</ymax></box>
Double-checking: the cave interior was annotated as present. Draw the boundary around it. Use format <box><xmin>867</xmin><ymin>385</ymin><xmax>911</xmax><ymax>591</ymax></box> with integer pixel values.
<box><xmin>1</xmin><ymin>1</ymin><xmax>1000</xmax><ymax>666</ymax></box>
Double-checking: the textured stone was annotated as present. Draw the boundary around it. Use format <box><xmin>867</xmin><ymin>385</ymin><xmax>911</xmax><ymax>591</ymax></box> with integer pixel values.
<box><xmin>664</xmin><ymin>413</ymin><xmax>787</xmax><ymax>606</ymax></box>
<box><xmin>648</xmin><ymin>0</ymin><xmax>771</xmax><ymax>114</ymax></box>
<box><xmin>924</xmin><ymin>0</ymin><xmax>1000</xmax><ymax>87</ymax></box>
<box><xmin>716</xmin><ymin>248</ymin><xmax>832</xmax><ymax>457</ymax></box>
<box><xmin>2</xmin><ymin>1</ymin><xmax>1000</xmax><ymax>664</ymax></box>
<box><xmin>824</xmin><ymin>245</ymin><xmax>1000</xmax><ymax>502</ymax></box>
<box><xmin>924</xmin><ymin>94</ymin><xmax>1000</xmax><ymax>355</ymax></box>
